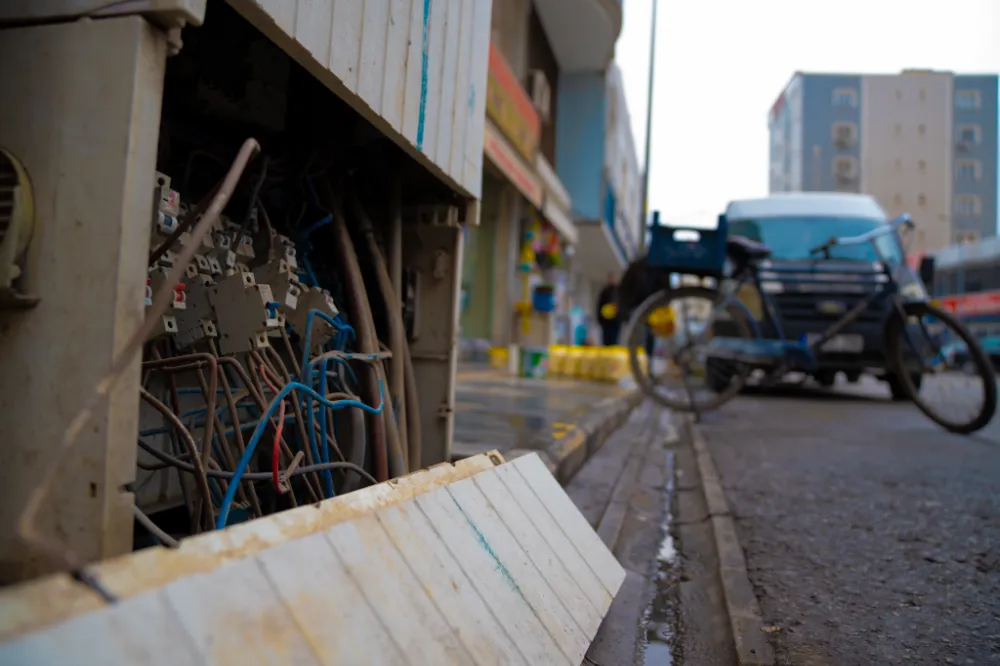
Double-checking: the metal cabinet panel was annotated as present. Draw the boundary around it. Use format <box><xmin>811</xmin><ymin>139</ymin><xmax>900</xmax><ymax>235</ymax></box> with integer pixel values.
<box><xmin>228</xmin><ymin>0</ymin><xmax>492</xmax><ymax>199</ymax></box>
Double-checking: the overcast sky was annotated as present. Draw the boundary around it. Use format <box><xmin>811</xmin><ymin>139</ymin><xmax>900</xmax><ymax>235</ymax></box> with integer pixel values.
<box><xmin>615</xmin><ymin>0</ymin><xmax>1000</xmax><ymax>229</ymax></box>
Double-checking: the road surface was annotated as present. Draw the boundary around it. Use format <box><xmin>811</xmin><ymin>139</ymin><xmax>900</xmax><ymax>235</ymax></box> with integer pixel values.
<box><xmin>698</xmin><ymin>377</ymin><xmax>1000</xmax><ymax>665</ymax></box>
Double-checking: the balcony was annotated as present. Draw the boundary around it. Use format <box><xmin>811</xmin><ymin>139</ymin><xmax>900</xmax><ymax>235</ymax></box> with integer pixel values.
<box><xmin>533</xmin><ymin>0</ymin><xmax>622</xmax><ymax>72</ymax></box>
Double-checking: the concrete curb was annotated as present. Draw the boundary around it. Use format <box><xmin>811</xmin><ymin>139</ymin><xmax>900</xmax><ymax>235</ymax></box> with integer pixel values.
<box><xmin>688</xmin><ymin>418</ymin><xmax>776</xmax><ymax>666</ymax></box>
<box><xmin>503</xmin><ymin>388</ymin><xmax>645</xmax><ymax>486</ymax></box>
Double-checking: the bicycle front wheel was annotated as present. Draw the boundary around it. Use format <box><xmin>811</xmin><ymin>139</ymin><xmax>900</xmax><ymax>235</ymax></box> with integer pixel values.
<box><xmin>886</xmin><ymin>301</ymin><xmax>997</xmax><ymax>434</ymax></box>
<box><xmin>623</xmin><ymin>285</ymin><xmax>755</xmax><ymax>413</ymax></box>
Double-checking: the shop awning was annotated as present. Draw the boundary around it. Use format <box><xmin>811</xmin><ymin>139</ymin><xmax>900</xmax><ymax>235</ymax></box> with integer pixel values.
<box><xmin>484</xmin><ymin>120</ymin><xmax>543</xmax><ymax>209</ymax></box>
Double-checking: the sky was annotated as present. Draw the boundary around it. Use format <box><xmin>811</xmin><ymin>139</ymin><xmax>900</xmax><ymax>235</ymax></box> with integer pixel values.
<box><xmin>614</xmin><ymin>0</ymin><xmax>1000</xmax><ymax>228</ymax></box>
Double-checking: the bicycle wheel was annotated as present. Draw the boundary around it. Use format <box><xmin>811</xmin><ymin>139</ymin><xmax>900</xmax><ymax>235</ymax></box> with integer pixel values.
<box><xmin>886</xmin><ymin>301</ymin><xmax>997</xmax><ymax>434</ymax></box>
<box><xmin>623</xmin><ymin>285</ymin><xmax>755</xmax><ymax>413</ymax></box>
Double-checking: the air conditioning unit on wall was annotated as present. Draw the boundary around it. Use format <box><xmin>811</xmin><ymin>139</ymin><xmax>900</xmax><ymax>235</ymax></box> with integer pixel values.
<box><xmin>528</xmin><ymin>70</ymin><xmax>551</xmax><ymax>124</ymax></box>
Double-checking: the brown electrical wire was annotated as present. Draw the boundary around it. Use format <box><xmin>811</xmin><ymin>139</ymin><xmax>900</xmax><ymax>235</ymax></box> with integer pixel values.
<box><xmin>145</xmin><ymin>352</ymin><xmax>221</xmax><ymax>527</ymax></box>
<box><xmin>260</xmin><ymin>347</ymin><xmax>325</xmax><ymax>499</ymax></box>
<box><xmin>316</xmin><ymin>178</ymin><xmax>388</xmax><ymax>481</ymax></box>
<box><xmin>139</xmin><ymin>388</ymin><xmax>215</xmax><ymax>531</ymax></box>
<box><xmin>19</xmin><ymin>138</ymin><xmax>260</xmax><ymax>571</ymax></box>
<box><xmin>136</xmin><ymin>438</ymin><xmax>378</xmax><ymax>486</ymax></box>
<box><xmin>349</xmin><ymin>191</ymin><xmax>411</xmax><ymax>471</ymax></box>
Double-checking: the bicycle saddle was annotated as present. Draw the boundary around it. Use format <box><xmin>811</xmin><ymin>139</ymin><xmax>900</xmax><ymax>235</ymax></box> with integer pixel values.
<box><xmin>726</xmin><ymin>236</ymin><xmax>772</xmax><ymax>262</ymax></box>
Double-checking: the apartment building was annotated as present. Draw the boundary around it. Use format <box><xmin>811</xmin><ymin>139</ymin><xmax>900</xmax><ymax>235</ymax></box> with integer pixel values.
<box><xmin>769</xmin><ymin>70</ymin><xmax>998</xmax><ymax>255</ymax></box>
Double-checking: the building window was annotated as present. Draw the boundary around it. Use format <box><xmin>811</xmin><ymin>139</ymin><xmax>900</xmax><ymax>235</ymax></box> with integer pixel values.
<box><xmin>832</xmin><ymin>88</ymin><xmax>858</xmax><ymax>107</ymax></box>
<box><xmin>957</xmin><ymin>124</ymin><xmax>981</xmax><ymax>146</ymax></box>
<box><xmin>956</xmin><ymin>160</ymin><xmax>982</xmax><ymax>182</ymax></box>
<box><xmin>918</xmin><ymin>194</ymin><xmax>927</xmax><ymax>207</ymax></box>
<box><xmin>956</xmin><ymin>89</ymin><xmax>982</xmax><ymax>110</ymax></box>
<box><xmin>833</xmin><ymin>157</ymin><xmax>858</xmax><ymax>185</ymax></box>
<box><xmin>955</xmin><ymin>194</ymin><xmax>982</xmax><ymax>217</ymax></box>
<box><xmin>832</xmin><ymin>122</ymin><xmax>857</xmax><ymax>148</ymax></box>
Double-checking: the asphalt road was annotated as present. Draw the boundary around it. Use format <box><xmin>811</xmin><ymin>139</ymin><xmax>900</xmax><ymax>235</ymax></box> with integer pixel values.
<box><xmin>698</xmin><ymin>376</ymin><xmax>1000</xmax><ymax>665</ymax></box>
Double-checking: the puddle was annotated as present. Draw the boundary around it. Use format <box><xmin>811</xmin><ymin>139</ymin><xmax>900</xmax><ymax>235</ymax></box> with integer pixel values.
<box><xmin>640</xmin><ymin>449</ymin><xmax>681</xmax><ymax>665</ymax></box>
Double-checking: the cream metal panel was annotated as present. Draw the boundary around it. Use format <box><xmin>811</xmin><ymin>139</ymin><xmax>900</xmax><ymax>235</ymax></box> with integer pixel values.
<box><xmin>0</xmin><ymin>453</ymin><xmax>626</xmax><ymax>665</ymax></box>
<box><xmin>228</xmin><ymin>0</ymin><xmax>492</xmax><ymax>199</ymax></box>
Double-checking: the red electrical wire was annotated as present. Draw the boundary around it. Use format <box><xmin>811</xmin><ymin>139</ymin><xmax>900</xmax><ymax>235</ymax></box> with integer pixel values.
<box><xmin>259</xmin><ymin>364</ymin><xmax>287</xmax><ymax>494</ymax></box>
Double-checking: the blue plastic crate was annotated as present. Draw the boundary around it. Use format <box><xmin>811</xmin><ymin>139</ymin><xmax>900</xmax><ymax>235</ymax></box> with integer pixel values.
<box><xmin>647</xmin><ymin>218</ymin><xmax>728</xmax><ymax>277</ymax></box>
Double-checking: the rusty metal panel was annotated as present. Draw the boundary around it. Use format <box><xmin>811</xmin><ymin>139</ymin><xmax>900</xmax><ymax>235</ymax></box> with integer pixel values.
<box><xmin>226</xmin><ymin>0</ymin><xmax>492</xmax><ymax>199</ymax></box>
<box><xmin>0</xmin><ymin>453</ymin><xmax>626</xmax><ymax>664</ymax></box>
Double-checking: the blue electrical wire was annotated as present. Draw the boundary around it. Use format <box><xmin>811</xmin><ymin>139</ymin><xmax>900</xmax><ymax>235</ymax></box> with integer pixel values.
<box><xmin>318</xmin><ymin>356</ymin><xmax>334</xmax><ymax>497</ymax></box>
<box><xmin>299</xmin><ymin>309</ymin><xmax>356</xmax><ymax>379</ymax></box>
<box><xmin>215</xmin><ymin>379</ymin><xmax>385</xmax><ymax>530</ymax></box>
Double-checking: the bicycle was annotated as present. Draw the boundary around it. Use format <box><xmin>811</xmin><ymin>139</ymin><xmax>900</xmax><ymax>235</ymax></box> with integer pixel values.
<box><xmin>623</xmin><ymin>214</ymin><xmax>998</xmax><ymax>434</ymax></box>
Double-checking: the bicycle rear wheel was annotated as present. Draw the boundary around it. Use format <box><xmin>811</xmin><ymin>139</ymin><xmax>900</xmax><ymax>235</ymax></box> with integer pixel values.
<box><xmin>623</xmin><ymin>285</ymin><xmax>754</xmax><ymax>413</ymax></box>
<box><xmin>886</xmin><ymin>301</ymin><xmax>997</xmax><ymax>434</ymax></box>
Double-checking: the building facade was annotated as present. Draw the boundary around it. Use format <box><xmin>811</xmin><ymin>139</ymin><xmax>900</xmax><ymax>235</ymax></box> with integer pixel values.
<box><xmin>460</xmin><ymin>0</ymin><xmax>634</xmax><ymax>351</ymax></box>
<box><xmin>769</xmin><ymin>70</ymin><xmax>999</xmax><ymax>255</ymax></box>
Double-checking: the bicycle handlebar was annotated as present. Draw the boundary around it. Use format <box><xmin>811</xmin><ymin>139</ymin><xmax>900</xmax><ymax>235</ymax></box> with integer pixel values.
<box><xmin>808</xmin><ymin>214</ymin><xmax>914</xmax><ymax>256</ymax></box>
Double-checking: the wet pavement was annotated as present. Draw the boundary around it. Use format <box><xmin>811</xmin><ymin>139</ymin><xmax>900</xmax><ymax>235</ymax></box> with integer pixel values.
<box><xmin>697</xmin><ymin>376</ymin><xmax>1000</xmax><ymax>665</ymax></box>
<box><xmin>452</xmin><ymin>365</ymin><xmax>629</xmax><ymax>459</ymax></box>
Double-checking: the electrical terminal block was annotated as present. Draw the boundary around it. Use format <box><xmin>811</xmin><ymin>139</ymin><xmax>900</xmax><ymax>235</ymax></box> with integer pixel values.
<box><xmin>175</xmin><ymin>319</ymin><xmax>218</xmax><ymax>349</ymax></box>
<box><xmin>147</xmin><ymin>315</ymin><xmax>178</xmax><ymax>342</ymax></box>
<box><xmin>271</xmin><ymin>233</ymin><xmax>298</xmax><ymax>270</ymax></box>
<box><xmin>288</xmin><ymin>286</ymin><xmax>339</xmax><ymax>353</ymax></box>
<box><xmin>235</xmin><ymin>233</ymin><xmax>255</xmax><ymax>260</ymax></box>
<box><xmin>252</xmin><ymin>258</ymin><xmax>302</xmax><ymax>319</ymax></box>
<box><xmin>148</xmin><ymin>267</ymin><xmax>187</xmax><ymax>310</ymax></box>
<box><xmin>172</xmin><ymin>279</ymin><xmax>217</xmax><ymax>349</ymax></box>
<box><xmin>208</xmin><ymin>270</ymin><xmax>280</xmax><ymax>354</ymax></box>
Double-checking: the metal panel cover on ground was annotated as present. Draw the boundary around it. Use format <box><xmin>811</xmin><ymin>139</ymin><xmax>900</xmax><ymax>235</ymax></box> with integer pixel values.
<box><xmin>228</xmin><ymin>0</ymin><xmax>491</xmax><ymax>199</ymax></box>
<box><xmin>0</xmin><ymin>454</ymin><xmax>626</xmax><ymax>665</ymax></box>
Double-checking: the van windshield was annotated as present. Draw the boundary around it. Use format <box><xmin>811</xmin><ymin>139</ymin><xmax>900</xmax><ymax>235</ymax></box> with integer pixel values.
<box><xmin>728</xmin><ymin>216</ymin><xmax>903</xmax><ymax>264</ymax></box>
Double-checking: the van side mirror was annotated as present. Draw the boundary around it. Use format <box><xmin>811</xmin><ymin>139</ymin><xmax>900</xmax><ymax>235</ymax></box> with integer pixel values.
<box><xmin>717</xmin><ymin>213</ymin><xmax>728</xmax><ymax>235</ymax></box>
<box><xmin>919</xmin><ymin>256</ymin><xmax>935</xmax><ymax>289</ymax></box>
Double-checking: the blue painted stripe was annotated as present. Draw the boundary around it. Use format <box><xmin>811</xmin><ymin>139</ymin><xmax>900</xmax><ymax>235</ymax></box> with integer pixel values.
<box><xmin>416</xmin><ymin>0</ymin><xmax>432</xmax><ymax>152</ymax></box>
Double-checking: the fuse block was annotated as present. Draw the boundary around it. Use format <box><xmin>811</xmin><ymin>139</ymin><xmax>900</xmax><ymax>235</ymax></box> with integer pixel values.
<box><xmin>208</xmin><ymin>270</ymin><xmax>280</xmax><ymax>354</ymax></box>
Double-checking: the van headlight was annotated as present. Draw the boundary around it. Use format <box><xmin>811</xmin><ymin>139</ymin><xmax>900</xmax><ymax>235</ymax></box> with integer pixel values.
<box><xmin>901</xmin><ymin>282</ymin><xmax>927</xmax><ymax>299</ymax></box>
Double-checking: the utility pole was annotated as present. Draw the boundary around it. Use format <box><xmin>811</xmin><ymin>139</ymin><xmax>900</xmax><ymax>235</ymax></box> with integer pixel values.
<box><xmin>639</xmin><ymin>0</ymin><xmax>658</xmax><ymax>253</ymax></box>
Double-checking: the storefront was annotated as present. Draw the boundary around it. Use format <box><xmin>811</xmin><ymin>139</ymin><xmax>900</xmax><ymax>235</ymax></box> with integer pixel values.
<box><xmin>460</xmin><ymin>42</ymin><xmax>577</xmax><ymax>350</ymax></box>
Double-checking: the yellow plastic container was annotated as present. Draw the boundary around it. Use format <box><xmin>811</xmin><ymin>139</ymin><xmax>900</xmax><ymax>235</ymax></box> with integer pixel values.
<box><xmin>580</xmin><ymin>347</ymin><xmax>600</xmax><ymax>379</ymax></box>
<box><xmin>548</xmin><ymin>345</ymin><xmax>568</xmax><ymax>376</ymax></box>
<box><xmin>488</xmin><ymin>346</ymin><xmax>509</xmax><ymax>370</ymax></box>
<box><xmin>565</xmin><ymin>347</ymin><xmax>583</xmax><ymax>377</ymax></box>
<box><xmin>606</xmin><ymin>346</ymin><xmax>630</xmax><ymax>382</ymax></box>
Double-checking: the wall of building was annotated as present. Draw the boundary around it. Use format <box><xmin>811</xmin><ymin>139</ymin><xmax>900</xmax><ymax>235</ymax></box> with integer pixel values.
<box><xmin>860</xmin><ymin>72</ymin><xmax>954</xmax><ymax>254</ymax></box>
<box><xmin>801</xmin><ymin>74</ymin><xmax>862</xmax><ymax>192</ymax></box>
<box><xmin>604</xmin><ymin>63</ymin><xmax>642</xmax><ymax>257</ymax></box>
<box><xmin>555</xmin><ymin>72</ymin><xmax>607</xmax><ymax>221</ymax></box>
<box><xmin>768</xmin><ymin>74</ymin><xmax>804</xmax><ymax>192</ymax></box>
<box><xmin>952</xmin><ymin>74</ymin><xmax>999</xmax><ymax>241</ymax></box>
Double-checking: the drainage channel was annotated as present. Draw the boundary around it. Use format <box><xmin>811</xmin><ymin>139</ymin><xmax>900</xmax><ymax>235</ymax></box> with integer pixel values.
<box><xmin>639</xmin><ymin>447</ymin><xmax>681</xmax><ymax>665</ymax></box>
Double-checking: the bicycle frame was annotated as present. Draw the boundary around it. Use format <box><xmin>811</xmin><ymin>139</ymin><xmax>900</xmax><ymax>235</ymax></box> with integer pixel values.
<box><xmin>716</xmin><ymin>214</ymin><xmax>922</xmax><ymax>356</ymax></box>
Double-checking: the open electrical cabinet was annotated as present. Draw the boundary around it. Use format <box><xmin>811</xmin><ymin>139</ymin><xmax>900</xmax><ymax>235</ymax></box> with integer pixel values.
<box><xmin>0</xmin><ymin>0</ymin><xmax>491</xmax><ymax>583</ymax></box>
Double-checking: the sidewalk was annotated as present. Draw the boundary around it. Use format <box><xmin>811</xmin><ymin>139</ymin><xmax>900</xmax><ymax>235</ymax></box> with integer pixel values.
<box><xmin>453</xmin><ymin>365</ymin><xmax>643</xmax><ymax>483</ymax></box>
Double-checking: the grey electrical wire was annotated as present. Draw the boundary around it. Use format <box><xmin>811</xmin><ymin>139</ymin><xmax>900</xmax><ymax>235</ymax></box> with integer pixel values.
<box><xmin>132</xmin><ymin>504</ymin><xmax>180</xmax><ymax>549</ymax></box>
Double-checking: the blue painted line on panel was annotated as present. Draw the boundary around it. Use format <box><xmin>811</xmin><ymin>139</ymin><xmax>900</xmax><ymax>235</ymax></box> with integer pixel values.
<box><xmin>416</xmin><ymin>0</ymin><xmax>432</xmax><ymax>152</ymax></box>
<box><xmin>448</xmin><ymin>492</ymin><xmax>525</xmax><ymax>599</ymax></box>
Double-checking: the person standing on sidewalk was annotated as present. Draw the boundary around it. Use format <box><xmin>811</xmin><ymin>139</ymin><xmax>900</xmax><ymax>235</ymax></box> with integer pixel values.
<box><xmin>596</xmin><ymin>272</ymin><xmax>621</xmax><ymax>346</ymax></box>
